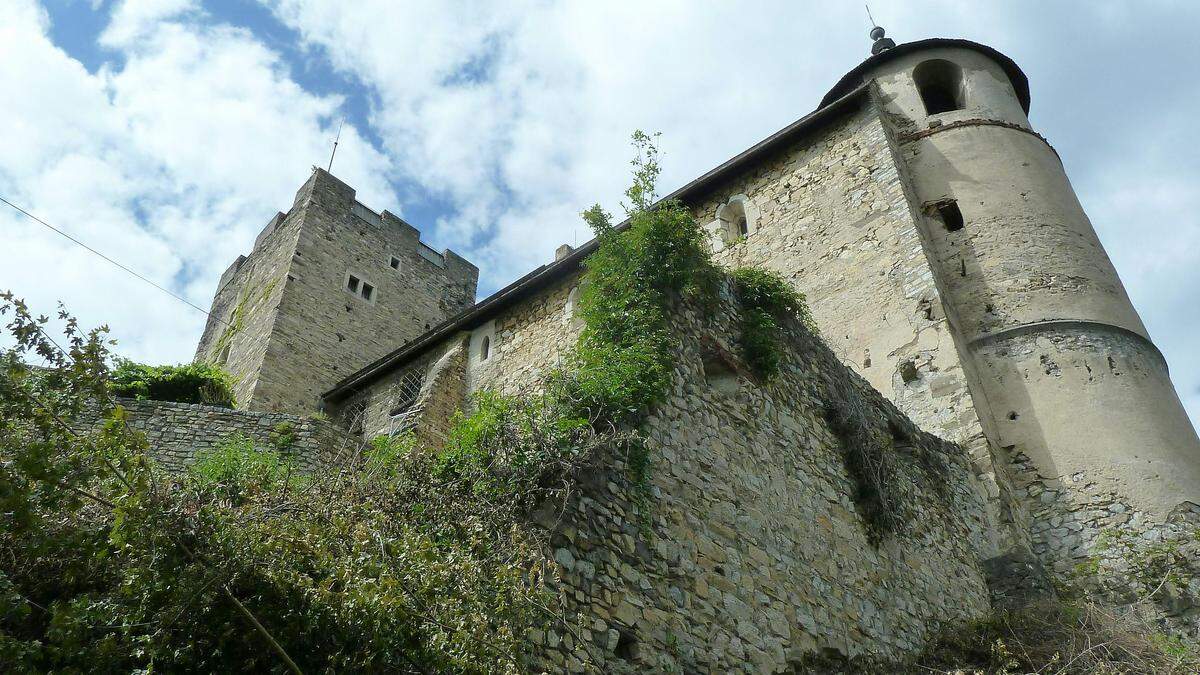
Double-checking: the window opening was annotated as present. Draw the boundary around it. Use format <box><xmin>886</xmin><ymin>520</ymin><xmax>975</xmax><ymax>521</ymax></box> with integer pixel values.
<box><xmin>361</xmin><ymin>282</ymin><xmax>375</xmax><ymax>301</ymax></box>
<box><xmin>389</xmin><ymin>256</ymin><xmax>401</xmax><ymax>270</ymax></box>
<box><xmin>347</xmin><ymin>275</ymin><xmax>360</xmax><ymax>293</ymax></box>
<box><xmin>936</xmin><ymin>201</ymin><xmax>964</xmax><ymax>231</ymax></box>
<box><xmin>737</xmin><ymin>216</ymin><xmax>749</xmax><ymax>236</ymax></box>
<box><xmin>913</xmin><ymin>59</ymin><xmax>965</xmax><ymax>115</ymax></box>
<box><xmin>480</xmin><ymin>335</ymin><xmax>490</xmax><ymax>360</ymax></box>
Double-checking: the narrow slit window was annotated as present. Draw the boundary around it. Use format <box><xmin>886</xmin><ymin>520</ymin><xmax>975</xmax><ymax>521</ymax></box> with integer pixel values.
<box><xmin>361</xmin><ymin>282</ymin><xmax>375</xmax><ymax>301</ymax></box>
<box><xmin>913</xmin><ymin>59</ymin><xmax>965</xmax><ymax>115</ymax></box>
<box><xmin>937</xmin><ymin>201</ymin><xmax>964</xmax><ymax>231</ymax></box>
<box><xmin>347</xmin><ymin>275</ymin><xmax>360</xmax><ymax>293</ymax></box>
<box><xmin>480</xmin><ymin>335</ymin><xmax>490</xmax><ymax>360</ymax></box>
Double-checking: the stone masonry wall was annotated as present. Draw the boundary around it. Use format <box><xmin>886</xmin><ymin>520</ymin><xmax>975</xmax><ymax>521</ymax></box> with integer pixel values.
<box><xmin>530</xmin><ymin>293</ymin><xmax>994</xmax><ymax>672</ymax></box>
<box><xmin>466</xmin><ymin>274</ymin><xmax>584</xmax><ymax>397</ymax></box>
<box><xmin>117</xmin><ymin>398</ymin><xmax>357</xmax><ymax>472</ymax></box>
<box><xmin>195</xmin><ymin>205</ymin><xmax>301</xmax><ymax>409</ymax></box>
<box><xmin>689</xmin><ymin>104</ymin><xmax>1009</xmax><ymax>555</ymax></box>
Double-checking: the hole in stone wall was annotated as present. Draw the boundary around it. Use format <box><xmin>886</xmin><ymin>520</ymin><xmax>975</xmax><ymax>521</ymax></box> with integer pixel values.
<box><xmin>899</xmin><ymin>360</ymin><xmax>920</xmax><ymax>384</ymax></box>
<box><xmin>1008</xmin><ymin>411</ymin><xmax>1019</xmax><ymax>421</ymax></box>
<box><xmin>480</xmin><ymin>336</ymin><xmax>490</xmax><ymax>360</ymax></box>
<box><xmin>937</xmin><ymin>201</ymin><xmax>964</xmax><ymax>231</ymax></box>
<box><xmin>614</xmin><ymin>629</ymin><xmax>639</xmax><ymax>661</ymax></box>
<box><xmin>389</xmin><ymin>256</ymin><xmax>401</xmax><ymax>270</ymax></box>
<box><xmin>702</xmin><ymin>352</ymin><xmax>740</xmax><ymax>395</ymax></box>
<box><xmin>960</xmin><ymin>258</ymin><xmax>967</xmax><ymax>277</ymax></box>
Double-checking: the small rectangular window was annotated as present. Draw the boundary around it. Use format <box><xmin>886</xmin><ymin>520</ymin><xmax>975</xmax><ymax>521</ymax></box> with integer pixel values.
<box><xmin>389</xmin><ymin>256</ymin><xmax>401</xmax><ymax>270</ymax></box>
<box><xmin>361</xmin><ymin>282</ymin><xmax>375</xmax><ymax>301</ymax></box>
<box><xmin>347</xmin><ymin>275</ymin><xmax>360</xmax><ymax>293</ymax></box>
<box><xmin>936</xmin><ymin>201</ymin><xmax>964</xmax><ymax>232</ymax></box>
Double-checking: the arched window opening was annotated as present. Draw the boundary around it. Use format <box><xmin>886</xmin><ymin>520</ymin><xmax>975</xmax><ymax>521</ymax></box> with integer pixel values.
<box><xmin>564</xmin><ymin>285</ymin><xmax>582</xmax><ymax>323</ymax></box>
<box><xmin>913</xmin><ymin>59</ymin><xmax>965</xmax><ymax>115</ymax></box>
<box><xmin>714</xmin><ymin>196</ymin><xmax>755</xmax><ymax>247</ymax></box>
<box><xmin>480</xmin><ymin>335</ymin><xmax>490</xmax><ymax>360</ymax></box>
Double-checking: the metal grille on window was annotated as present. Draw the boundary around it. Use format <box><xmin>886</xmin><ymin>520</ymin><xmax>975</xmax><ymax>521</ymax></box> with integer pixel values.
<box><xmin>388</xmin><ymin>369</ymin><xmax>425</xmax><ymax>436</ymax></box>
<box><xmin>344</xmin><ymin>400</ymin><xmax>368</xmax><ymax>436</ymax></box>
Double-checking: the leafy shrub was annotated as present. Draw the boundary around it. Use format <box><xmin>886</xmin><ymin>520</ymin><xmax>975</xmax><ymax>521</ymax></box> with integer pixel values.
<box><xmin>189</xmin><ymin>434</ymin><xmax>302</xmax><ymax>502</ymax></box>
<box><xmin>109</xmin><ymin>359</ymin><xmax>236</xmax><ymax>407</ymax></box>
<box><xmin>731</xmin><ymin>266</ymin><xmax>816</xmax><ymax>379</ymax></box>
<box><xmin>559</xmin><ymin>131</ymin><xmax>719</xmax><ymax>427</ymax></box>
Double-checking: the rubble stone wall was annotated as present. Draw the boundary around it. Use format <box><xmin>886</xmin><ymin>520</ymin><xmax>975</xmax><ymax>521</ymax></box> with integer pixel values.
<box><xmin>116</xmin><ymin>398</ymin><xmax>356</xmax><ymax>472</ymax></box>
<box><xmin>689</xmin><ymin>104</ymin><xmax>1008</xmax><ymax>555</ymax></box>
<box><xmin>531</xmin><ymin>294</ymin><xmax>994</xmax><ymax>672</ymax></box>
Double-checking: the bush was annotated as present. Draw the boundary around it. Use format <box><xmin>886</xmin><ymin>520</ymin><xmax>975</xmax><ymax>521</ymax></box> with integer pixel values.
<box><xmin>560</xmin><ymin>131</ymin><xmax>719</xmax><ymax>427</ymax></box>
<box><xmin>109</xmin><ymin>359</ymin><xmax>236</xmax><ymax>407</ymax></box>
<box><xmin>731</xmin><ymin>266</ymin><xmax>816</xmax><ymax>380</ymax></box>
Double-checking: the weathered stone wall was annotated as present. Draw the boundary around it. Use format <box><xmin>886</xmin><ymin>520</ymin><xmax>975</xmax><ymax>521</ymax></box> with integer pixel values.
<box><xmin>465</xmin><ymin>274</ymin><xmax>584</xmax><ymax>397</ymax></box>
<box><xmin>195</xmin><ymin>207</ymin><xmax>301</xmax><ymax>409</ymax></box>
<box><xmin>195</xmin><ymin>168</ymin><xmax>479</xmax><ymax>415</ymax></box>
<box><xmin>689</xmin><ymin>104</ymin><xmax>1007</xmax><ymax>555</ymax></box>
<box><xmin>116</xmin><ymin>398</ymin><xmax>357</xmax><ymax>472</ymax></box>
<box><xmin>531</xmin><ymin>293</ymin><xmax>994</xmax><ymax>672</ymax></box>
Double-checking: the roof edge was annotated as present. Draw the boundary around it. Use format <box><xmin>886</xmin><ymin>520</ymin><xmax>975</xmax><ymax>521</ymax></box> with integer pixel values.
<box><xmin>820</xmin><ymin>38</ymin><xmax>1030</xmax><ymax>113</ymax></box>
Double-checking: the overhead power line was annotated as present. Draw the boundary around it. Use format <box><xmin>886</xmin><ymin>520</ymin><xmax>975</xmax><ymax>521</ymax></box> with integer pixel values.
<box><xmin>0</xmin><ymin>194</ymin><xmax>225</xmax><ymax>327</ymax></box>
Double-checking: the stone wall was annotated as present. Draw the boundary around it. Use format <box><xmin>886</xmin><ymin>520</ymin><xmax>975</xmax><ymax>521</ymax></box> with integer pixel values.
<box><xmin>116</xmin><ymin>398</ymin><xmax>357</xmax><ymax>472</ymax></box>
<box><xmin>530</xmin><ymin>293</ymin><xmax>994</xmax><ymax>672</ymax></box>
<box><xmin>689</xmin><ymin>104</ymin><xmax>1008</xmax><ymax>555</ymax></box>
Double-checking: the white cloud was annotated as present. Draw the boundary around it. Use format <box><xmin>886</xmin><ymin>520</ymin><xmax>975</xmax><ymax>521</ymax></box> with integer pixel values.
<box><xmin>0</xmin><ymin>0</ymin><xmax>391</xmax><ymax>363</ymax></box>
<box><xmin>101</xmin><ymin>0</ymin><xmax>197</xmax><ymax>46</ymax></box>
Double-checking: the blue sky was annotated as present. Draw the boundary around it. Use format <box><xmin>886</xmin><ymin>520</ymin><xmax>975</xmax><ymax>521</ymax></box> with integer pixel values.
<box><xmin>2</xmin><ymin>0</ymin><xmax>1199</xmax><ymax>429</ymax></box>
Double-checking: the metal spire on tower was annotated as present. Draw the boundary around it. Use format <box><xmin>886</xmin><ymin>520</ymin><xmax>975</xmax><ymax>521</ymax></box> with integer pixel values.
<box><xmin>865</xmin><ymin>5</ymin><xmax>895</xmax><ymax>55</ymax></box>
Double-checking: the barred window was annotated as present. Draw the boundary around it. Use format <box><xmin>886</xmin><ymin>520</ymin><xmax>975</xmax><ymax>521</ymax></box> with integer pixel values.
<box><xmin>386</xmin><ymin>369</ymin><xmax>426</xmax><ymax>437</ymax></box>
<box><xmin>389</xmin><ymin>369</ymin><xmax>425</xmax><ymax>417</ymax></box>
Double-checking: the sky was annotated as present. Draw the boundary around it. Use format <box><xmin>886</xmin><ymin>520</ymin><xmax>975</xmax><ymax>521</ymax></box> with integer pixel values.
<box><xmin>1</xmin><ymin>0</ymin><xmax>1197</xmax><ymax>429</ymax></box>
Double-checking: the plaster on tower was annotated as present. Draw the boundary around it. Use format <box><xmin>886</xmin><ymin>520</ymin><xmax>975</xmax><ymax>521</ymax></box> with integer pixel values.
<box><xmin>831</xmin><ymin>36</ymin><xmax>1200</xmax><ymax>565</ymax></box>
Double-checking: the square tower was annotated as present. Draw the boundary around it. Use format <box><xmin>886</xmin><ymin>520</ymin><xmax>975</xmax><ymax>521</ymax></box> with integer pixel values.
<box><xmin>194</xmin><ymin>168</ymin><xmax>478</xmax><ymax>413</ymax></box>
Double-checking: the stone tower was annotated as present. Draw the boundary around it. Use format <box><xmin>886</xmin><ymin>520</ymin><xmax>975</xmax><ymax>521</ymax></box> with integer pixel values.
<box><xmin>195</xmin><ymin>168</ymin><xmax>478</xmax><ymax>414</ymax></box>
<box><xmin>837</xmin><ymin>39</ymin><xmax>1200</xmax><ymax>532</ymax></box>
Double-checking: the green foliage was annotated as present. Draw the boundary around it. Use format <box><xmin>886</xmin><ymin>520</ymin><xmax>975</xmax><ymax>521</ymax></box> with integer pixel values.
<box><xmin>0</xmin><ymin>294</ymin><xmax>552</xmax><ymax>673</ymax></box>
<box><xmin>189</xmin><ymin>434</ymin><xmax>303</xmax><ymax>502</ymax></box>
<box><xmin>109</xmin><ymin>358</ymin><xmax>236</xmax><ymax>407</ymax></box>
<box><xmin>560</xmin><ymin>131</ymin><xmax>719</xmax><ymax>427</ymax></box>
<box><xmin>270</xmin><ymin>421</ymin><xmax>297</xmax><ymax>452</ymax></box>
<box><xmin>731</xmin><ymin>266</ymin><xmax>817</xmax><ymax>379</ymax></box>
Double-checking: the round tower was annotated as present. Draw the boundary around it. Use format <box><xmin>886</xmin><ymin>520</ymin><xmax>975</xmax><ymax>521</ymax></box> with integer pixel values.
<box><xmin>827</xmin><ymin>38</ymin><xmax>1200</xmax><ymax>555</ymax></box>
